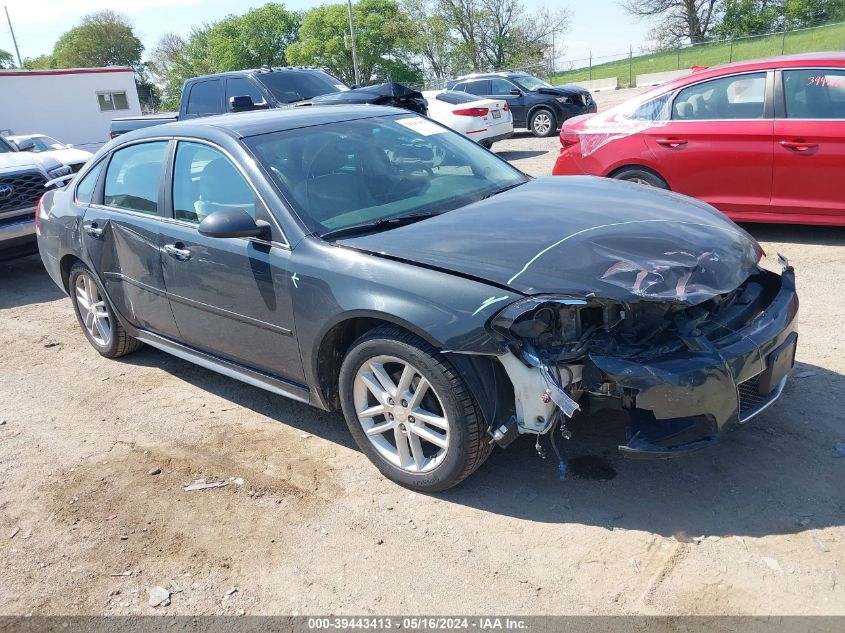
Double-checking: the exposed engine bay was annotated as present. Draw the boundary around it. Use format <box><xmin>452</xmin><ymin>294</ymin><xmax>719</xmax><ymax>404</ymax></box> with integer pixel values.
<box><xmin>487</xmin><ymin>257</ymin><xmax>798</xmax><ymax>460</ymax></box>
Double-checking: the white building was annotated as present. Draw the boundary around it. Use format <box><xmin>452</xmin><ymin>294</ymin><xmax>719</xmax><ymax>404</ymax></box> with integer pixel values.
<box><xmin>0</xmin><ymin>66</ymin><xmax>141</xmax><ymax>151</ymax></box>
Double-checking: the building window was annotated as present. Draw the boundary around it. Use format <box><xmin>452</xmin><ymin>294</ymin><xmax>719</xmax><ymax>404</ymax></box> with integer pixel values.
<box><xmin>97</xmin><ymin>91</ymin><xmax>130</xmax><ymax>112</ymax></box>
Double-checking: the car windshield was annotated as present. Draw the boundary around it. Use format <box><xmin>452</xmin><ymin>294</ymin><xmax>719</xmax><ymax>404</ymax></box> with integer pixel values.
<box><xmin>0</xmin><ymin>137</ymin><xmax>12</xmax><ymax>153</ymax></box>
<box><xmin>256</xmin><ymin>71</ymin><xmax>349</xmax><ymax>104</ymax></box>
<box><xmin>514</xmin><ymin>75</ymin><xmax>552</xmax><ymax>91</ymax></box>
<box><xmin>245</xmin><ymin>114</ymin><xmax>528</xmax><ymax>236</ymax></box>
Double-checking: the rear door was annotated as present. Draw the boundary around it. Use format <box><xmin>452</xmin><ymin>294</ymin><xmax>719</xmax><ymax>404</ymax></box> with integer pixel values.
<box><xmin>489</xmin><ymin>78</ymin><xmax>527</xmax><ymax>126</ymax></box>
<box><xmin>772</xmin><ymin>67</ymin><xmax>845</xmax><ymax>220</ymax></box>
<box><xmin>81</xmin><ymin>140</ymin><xmax>181</xmax><ymax>338</ymax></box>
<box><xmin>642</xmin><ymin>71</ymin><xmax>774</xmax><ymax>217</ymax></box>
<box><xmin>158</xmin><ymin>140</ymin><xmax>305</xmax><ymax>384</ymax></box>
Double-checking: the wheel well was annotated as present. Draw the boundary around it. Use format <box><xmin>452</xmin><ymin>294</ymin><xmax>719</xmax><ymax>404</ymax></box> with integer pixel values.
<box><xmin>59</xmin><ymin>254</ymin><xmax>82</xmax><ymax>293</ymax></box>
<box><xmin>607</xmin><ymin>164</ymin><xmax>670</xmax><ymax>188</ymax></box>
<box><xmin>528</xmin><ymin>104</ymin><xmax>555</xmax><ymax>123</ymax></box>
<box><xmin>315</xmin><ymin>317</ymin><xmax>405</xmax><ymax>410</ymax></box>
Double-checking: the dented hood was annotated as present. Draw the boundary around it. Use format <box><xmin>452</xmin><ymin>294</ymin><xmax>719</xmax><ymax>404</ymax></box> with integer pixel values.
<box><xmin>338</xmin><ymin>176</ymin><xmax>762</xmax><ymax>305</ymax></box>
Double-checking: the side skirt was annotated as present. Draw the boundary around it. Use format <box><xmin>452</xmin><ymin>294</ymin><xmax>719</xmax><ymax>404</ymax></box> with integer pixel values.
<box><xmin>133</xmin><ymin>330</ymin><xmax>313</xmax><ymax>406</ymax></box>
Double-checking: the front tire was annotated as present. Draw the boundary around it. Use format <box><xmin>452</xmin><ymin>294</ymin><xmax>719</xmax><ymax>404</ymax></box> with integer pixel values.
<box><xmin>529</xmin><ymin>108</ymin><xmax>557</xmax><ymax>137</ymax></box>
<box><xmin>69</xmin><ymin>262</ymin><xmax>142</xmax><ymax>358</ymax></box>
<box><xmin>339</xmin><ymin>326</ymin><xmax>491</xmax><ymax>491</ymax></box>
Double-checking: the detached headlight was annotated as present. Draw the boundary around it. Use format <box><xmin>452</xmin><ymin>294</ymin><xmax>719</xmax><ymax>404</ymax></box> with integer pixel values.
<box><xmin>556</xmin><ymin>96</ymin><xmax>572</xmax><ymax>104</ymax></box>
<box><xmin>48</xmin><ymin>165</ymin><xmax>72</xmax><ymax>179</ymax></box>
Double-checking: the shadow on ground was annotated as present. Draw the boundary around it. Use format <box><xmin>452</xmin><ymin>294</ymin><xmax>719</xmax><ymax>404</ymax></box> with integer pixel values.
<box><xmin>742</xmin><ymin>223</ymin><xmax>845</xmax><ymax>247</ymax></box>
<box><xmin>0</xmin><ymin>255</ymin><xmax>65</xmax><ymax>309</ymax></box>
<box><xmin>495</xmin><ymin>149</ymin><xmax>549</xmax><ymax>161</ymax></box>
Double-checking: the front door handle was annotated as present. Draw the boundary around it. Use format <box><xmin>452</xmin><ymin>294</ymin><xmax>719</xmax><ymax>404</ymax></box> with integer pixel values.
<box><xmin>655</xmin><ymin>138</ymin><xmax>688</xmax><ymax>148</ymax></box>
<box><xmin>163</xmin><ymin>243</ymin><xmax>192</xmax><ymax>261</ymax></box>
<box><xmin>83</xmin><ymin>222</ymin><xmax>104</xmax><ymax>239</ymax></box>
<box><xmin>779</xmin><ymin>140</ymin><xmax>818</xmax><ymax>152</ymax></box>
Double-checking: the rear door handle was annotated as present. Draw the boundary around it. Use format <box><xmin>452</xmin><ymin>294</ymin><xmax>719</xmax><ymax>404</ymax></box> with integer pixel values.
<box><xmin>655</xmin><ymin>138</ymin><xmax>688</xmax><ymax>148</ymax></box>
<box><xmin>163</xmin><ymin>243</ymin><xmax>192</xmax><ymax>261</ymax></box>
<box><xmin>779</xmin><ymin>140</ymin><xmax>818</xmax><ymax>152</ymax></box>
<box><xmin>83</xmin><ymin>222</ymin><xmax>104</xmax><ymax>239</ymax></box>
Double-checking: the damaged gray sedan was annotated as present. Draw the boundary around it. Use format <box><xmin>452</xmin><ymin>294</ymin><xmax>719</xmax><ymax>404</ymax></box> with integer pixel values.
<box><xmin>37</xmin><ymin>107</ymin><xmax>798</xmax><ymax>491</ymax></box>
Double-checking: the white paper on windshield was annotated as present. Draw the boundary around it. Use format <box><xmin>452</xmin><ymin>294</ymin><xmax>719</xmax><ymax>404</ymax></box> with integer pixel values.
<box><xmin>396</xmin><ymin>117</ymin><xmax>446</xmax><ymax>136</ymax></box>
<box><xmin>335</xmin><ymin>84</ymin><xmax>350</xmax><ymax>91</ymax></box>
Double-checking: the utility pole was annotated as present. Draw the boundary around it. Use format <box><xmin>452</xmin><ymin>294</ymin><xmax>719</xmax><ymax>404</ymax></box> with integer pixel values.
<box><xmin>4</xmin><ymin>5</ymin><xmax>22</xmax><ymax>68</ymax></box>
<box><xmin>346</xmin><ymin>0</ymin><xmax>361</xmax><ymax>86</ymax></box>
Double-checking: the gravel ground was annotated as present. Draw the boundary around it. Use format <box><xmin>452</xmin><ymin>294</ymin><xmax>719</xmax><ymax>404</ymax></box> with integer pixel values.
<box><xmin>0</xmin><ymin>88</ymin><xmax>843</xmax><ymax>616</ymax></box>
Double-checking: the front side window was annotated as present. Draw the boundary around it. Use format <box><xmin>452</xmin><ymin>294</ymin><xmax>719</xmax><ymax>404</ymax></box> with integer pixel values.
<box><xmin>673</xmin><ymin>72</ymin><xmax>767</xmax><ymax>120</ymax></box>
<box><xmin>172</xmin><ymin>142</ymin><xmax>257</xmax><ymax>224</ymax></box>
<box><xmin>97</xmin><ymin>91</ymin><xmax>129</xmax><ymax>112</ymax></box>
<box><xmin>186</xmin><ymin>80</ymin><xmax>220</xmax><ymax>115</ymax></box>
<box><xmin>103</xmin><ymin>142</ymin><xmax>168</xmax><ymax>214</ymax></box>
<box><xmin>226</xmin><ymin>77</ymin><xmax>267</xmax><ymax>108</ymax></box>
<box><xmin>245</xmin><ymin>115</ymin><xmax>528</xmax><ymax>236</ymax></box>
<box><xmin>75</xmin><ymin>160</ymin><xmax>105</xmax><ymax>205</ymax></box>
<box><xmin>491</xmin><ymin>78</ymin><xmax>518</xmax><ymax>95</ymax></box>
<box><xmin>784</xmin><ymin>69</ymin><xmax>845</xmax><ymax>119</ymax></box>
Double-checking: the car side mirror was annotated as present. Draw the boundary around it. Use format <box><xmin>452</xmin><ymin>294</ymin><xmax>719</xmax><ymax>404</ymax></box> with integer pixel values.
<box><xmin>230</xmin><ymin>95</ymin><xmax>257</xmax><ymax>113</ymax></box>
<box><xmin>350</xmin><ymin>84</ymin><xmax>362</xmax><ymax>90</ymax></box>
<box><xmin>509</xmin><ymin>89</ymin><xmax>522</xmax><ymax>96</ymax></box>
<box><xmin>198</xmin><ymin>208</ymin><xmax>271</xmax><ymax>239</ymax></box>
<box><xmin>16</xmin><ymin>138</ymin><xmax>35</xmax><ymax>152</ymax></box>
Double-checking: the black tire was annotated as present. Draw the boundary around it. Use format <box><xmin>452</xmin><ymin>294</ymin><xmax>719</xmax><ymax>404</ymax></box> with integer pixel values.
<box><xmin>611</xmin><ymin>166</ymin><xmax>669</xmax><ymax>189</ymax></box>
<box><xmin>68</xmin><ymin>262</ymin><xmax>142</xmax><ymax>358</ymax></box>
<box><xmin>529</xmin><ymin>108</ymin><xmax>557</xmax><ymax>137</ymax></box>
<box><xmin>339</xmin><ymin>325</ymin><xmax>492</xmax><ymax>492</ymax></box>
<box><xmin>479</xmin><ymin>139</ymin><xmax>493</xmax><ymax>150</ymax></box>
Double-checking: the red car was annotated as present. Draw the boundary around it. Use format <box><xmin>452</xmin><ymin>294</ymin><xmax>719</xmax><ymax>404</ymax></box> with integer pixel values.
<box><xmin>553</xmin><ymin>53</ymin><xmax>845</xmax><ymax>225</ymax></box>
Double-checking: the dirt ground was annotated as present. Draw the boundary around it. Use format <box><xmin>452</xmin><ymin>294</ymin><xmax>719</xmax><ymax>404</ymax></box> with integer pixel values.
<box><xmin>1</xmin><ymin>88</ymin><xmax>843</xmax><ymax>616</ymax></box>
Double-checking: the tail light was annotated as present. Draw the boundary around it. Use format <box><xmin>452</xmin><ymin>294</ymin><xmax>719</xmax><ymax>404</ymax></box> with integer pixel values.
<box><xmin>35</xmin><ymin>194</ymin><xmax>45</xmax><ymax>236</ymax></box>
<box><xmin>453</xmin><ymin>107</ymin><xmax>489</xmax><ymax>117</ymax></box>
<box><xmin>503</xmin><ymin>102</ymin><xmax>509</xmax><ymax>112</ymax></box>
<box><xmin>560</xmin><ymin>129</ymin><xmax>581</xmax><ymax>149</ymax></box>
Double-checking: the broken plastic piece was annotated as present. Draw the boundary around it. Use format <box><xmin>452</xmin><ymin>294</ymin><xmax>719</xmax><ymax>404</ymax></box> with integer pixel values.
<box><xmin>539</xmin><ymin>364</ymin><xmax>581</xmax><ymax>418</ymax></box>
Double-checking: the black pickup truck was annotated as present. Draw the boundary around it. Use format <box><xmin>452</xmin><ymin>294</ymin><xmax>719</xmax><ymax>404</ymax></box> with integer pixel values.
<box><xmin>110</xmin><ymin>67</ymin><xmax>427</xmax><ymax>138</ymax></box>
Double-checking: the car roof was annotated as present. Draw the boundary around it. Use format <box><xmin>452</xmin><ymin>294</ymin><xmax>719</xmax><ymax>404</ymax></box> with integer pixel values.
<box><xmin>132</xmin><ymin>105</ymin><xmax>412</xmax><ymax>140</ymax></box>
<box><xmin>192</xmin><ymin>66</ymin><xmax>335</xmax><ymax>80</ymax></box>
<box><xmin>453</xmin><ymin>71</ymin><xmax>530</xmax><ymax>81</ymax></box>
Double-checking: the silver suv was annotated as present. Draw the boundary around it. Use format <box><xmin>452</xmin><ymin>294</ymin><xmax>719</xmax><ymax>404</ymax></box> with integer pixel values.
<box><xmin>1</xmin><ymin>136</ymin><xmax>70</xmax><ymax>260</ymax></box>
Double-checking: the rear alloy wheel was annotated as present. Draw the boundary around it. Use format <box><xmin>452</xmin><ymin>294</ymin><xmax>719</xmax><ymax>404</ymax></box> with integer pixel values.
<box><xmin>69</xmin><ymin>262</ymin><xmax>142</xmax><ymax>358</ymax></box>
<box><xmin>339</xmin><ymin>326</ymin><xmax>491</xmax><ymax>491</ymax></box>
<box><xmin>529</xmin><ymin>108</ymin><xmax>556</xmax><ymax>137</ymax></box>
<box><xmin>611</xmin><ymin>167</ymin><xmax>669</xmax><ymax>189</ymax></box>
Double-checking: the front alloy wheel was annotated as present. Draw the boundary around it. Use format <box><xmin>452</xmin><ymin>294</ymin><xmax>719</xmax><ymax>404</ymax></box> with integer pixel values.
<box><xmin>530</xmin><ymin>109</ymin><xmax>556</xmax><ymax>137</ymax></box>
<box><xmin>353</xmin><ymin>355</ymin><xmax>450</xmax><ymax>473</ymax></box>
<box><xmin>339</xmin><ymin>326</ymin><xmax>491</xmax><ymax>491</ymax></box>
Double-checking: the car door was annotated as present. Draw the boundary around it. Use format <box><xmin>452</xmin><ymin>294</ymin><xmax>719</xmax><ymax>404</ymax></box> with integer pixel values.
<box><xmin>489</xmin><ymin>78</ymin><xmax>527</xmax><ymax>126</ymax></box>
<box><xmin>183</xmin><ymin>79</ymin><xmax>223</xmax><ymax>119</ymax></box>
<box><xmin>159</xmin><ymin>139</ymin><xmax>305</xmax><ymax>384</ymax></box>
<box><xmin>771</xmin><ymin>67</ymin><xmax>845</xmax><ymax>219</ymax></box>
<box><xmin>641</xmin><ymin>71</ymin><xmax>774</xmax><ymax>217</ymax></box>
<box><xmin>81</xmin><ymin>140</ymin><xmax>182</xmax><ymax>339</ymax></box>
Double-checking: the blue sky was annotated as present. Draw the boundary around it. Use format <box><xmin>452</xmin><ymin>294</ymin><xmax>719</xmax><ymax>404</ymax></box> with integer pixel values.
<box><xmin>2</xmin><ymin>0</ymin><xmax>652</xmax><ymax>67</ymax></box>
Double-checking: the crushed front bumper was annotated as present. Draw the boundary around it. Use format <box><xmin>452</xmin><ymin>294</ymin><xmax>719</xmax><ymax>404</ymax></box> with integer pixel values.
<box><xmin>584</xmin><ymin>266</ymin><xmax>799</xmax><ymax>458</ymax></box>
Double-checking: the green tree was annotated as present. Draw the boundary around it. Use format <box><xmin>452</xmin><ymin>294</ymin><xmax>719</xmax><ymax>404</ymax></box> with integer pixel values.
<box><xmin>286</xmin><ymin>0</ymin><xmax>421</xmax><ymax>85</ymax></box>
<box><xmin>205</xmin><ymin>3</ymin><xmax>302</xmax><ymax>70</ymax></box>
<box><xmin>717</xmin><ymin>0</ymin><xmax>782</xmax><ymax>36</ymax></box>
<box><xmin>148</xmin><ymin>28</ymin><xmax>214</xmax><ymax>111</ymax></box>
<box><xmin>22</xmin><ymin>54</ymin><xmax>55</xmax><ymax>69</ymax></box>
<box><xmin>52</xmin><ymin>10</ymin><xmax>143</xmax><ymax>70</ymax></box>
<box><xmin>622</xmin><ymin>0</ymin><xmax>720</xmax><ymax>45</ymax></box>
<box><xmin>782</xmin><ymin>0</ymin><xmax>845</xmax><ymax>27</ymax></box>
<box><xmin>0</xmin><ymin>49</ymin><xmax>14</xmax><ymax>68</ymax></box>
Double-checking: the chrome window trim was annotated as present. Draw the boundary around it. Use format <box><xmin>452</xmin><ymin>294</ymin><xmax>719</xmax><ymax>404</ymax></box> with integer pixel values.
<box><xmin>91</xmin><ymin>136</ymin><xmax>290</xmax><ymax>251</ymax></box>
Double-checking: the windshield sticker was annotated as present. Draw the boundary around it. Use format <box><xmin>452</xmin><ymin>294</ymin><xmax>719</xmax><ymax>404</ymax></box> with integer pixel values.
<box><xmin>396</xmin><ymin>117</ymin><xmax>446</xmax><ymax>136</ymax></box>
<box><xmin>335</xmin><ymin>84</ymin><xmax>350</xmax><ymax>91</ymax></box>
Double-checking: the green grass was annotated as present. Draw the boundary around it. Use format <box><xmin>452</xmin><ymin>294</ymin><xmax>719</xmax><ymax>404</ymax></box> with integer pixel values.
<box><xmin>549</xmin><ymin>22</ymin><xmax>845</xmax><ymax>88</ymax></box>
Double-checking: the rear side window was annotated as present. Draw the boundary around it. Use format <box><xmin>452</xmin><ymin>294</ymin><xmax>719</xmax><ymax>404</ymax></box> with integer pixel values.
<box><xmin>75</xmin><ymin>160</ymin><xmax>105</xmax><ymax>205</ymax></box>
<box><xmin>672</xmin><ymin>73</ymin><xmax>767</xmax><ymax>120</ymax></box>
<box><xmin>103</xmin><ymin>142</ymin><xmax>168</xmax><ymax>215</ymax></box>
<box><xmin>186</xmin><ymin>80</ymin><xmax>220</xmax><ymax>115</ymax></box>
<box><xmin>627</xmin><ymin>93</ymin><xmax>671</xmax><ymax>121</ymax></box>
<box><xmin>784</xmin><ymin>69</ymin><xmax>845</xmax><ymax>119</ymax></box>
<box><xmin>462</xmin><ymin>80</ymin><xmax>490</xmax><ymax>96</ymax></box>
<box><xmin>225</xmin><ymin>77</ymin><xmax>266</xmax><ymax>108</ymax></box>
<box><xmin>172</xmin><ymin>142</ymin><xmax>257</xmax><ymax>224</ymax></box>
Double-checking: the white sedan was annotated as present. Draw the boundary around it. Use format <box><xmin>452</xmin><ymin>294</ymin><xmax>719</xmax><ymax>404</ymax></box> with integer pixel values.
<box><xmin>7</xmin><ymin>134</ymin><xmax>93</xmax><ymax>173</ymax></box>
<box><xmin>423</xmin><ymin>91</ymin><xmax>513</xmax><ymax>148</ymax></box>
